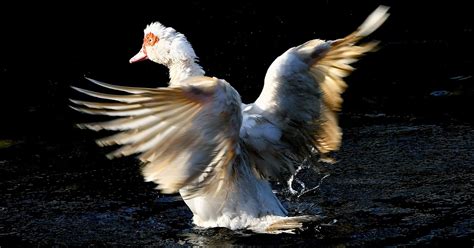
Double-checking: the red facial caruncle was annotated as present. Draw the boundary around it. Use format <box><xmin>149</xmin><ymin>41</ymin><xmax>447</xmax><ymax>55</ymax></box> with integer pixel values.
<box><xmin>129</xmin><ymin>33</ymin><xmax>159</xmax><ymax>63</ymax></box>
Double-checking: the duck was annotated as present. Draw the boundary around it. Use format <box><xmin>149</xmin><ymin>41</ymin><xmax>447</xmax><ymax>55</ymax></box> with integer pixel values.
<box><xmin>71</xmin><ymin>6</ymin><xmax>389</xmax><ymax>233</ymax></box>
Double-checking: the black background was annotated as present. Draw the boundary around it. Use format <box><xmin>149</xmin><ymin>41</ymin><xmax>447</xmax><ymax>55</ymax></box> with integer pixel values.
<box><xmin>0</xmin><ymin>0</ymin><xmax>472</xmax><ymax>143</ymax></box>
<box><xmin>0</xmin><ymin>1</ymin><xmax>473</xmax><ymax>246</ymax></box>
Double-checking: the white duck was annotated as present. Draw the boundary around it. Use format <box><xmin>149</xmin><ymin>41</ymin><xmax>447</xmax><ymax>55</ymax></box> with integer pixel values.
<box><xmin>72</xmin><ymin>6</ymin><xmax>389</xmax><ymax>233</ymax></box>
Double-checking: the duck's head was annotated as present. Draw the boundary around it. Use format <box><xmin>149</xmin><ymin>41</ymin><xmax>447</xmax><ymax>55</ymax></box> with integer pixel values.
<box><xmin>129</xmin><ymin>22</ymin><xmax>197</xmax><ymax>66</ymax></box>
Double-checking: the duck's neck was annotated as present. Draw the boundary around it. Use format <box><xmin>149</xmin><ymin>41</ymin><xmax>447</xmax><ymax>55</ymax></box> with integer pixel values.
<box><xmin>168</xmin><ymin>59</ymin><xmax>205</xmax><ymax>86</ymax></box>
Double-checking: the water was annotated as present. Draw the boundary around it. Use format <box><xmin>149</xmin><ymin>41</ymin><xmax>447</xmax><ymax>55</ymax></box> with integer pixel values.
<box><xmin>1</xmin><ymin>116</ymin><xmax>472</xmax><ymax>246</ymax></box>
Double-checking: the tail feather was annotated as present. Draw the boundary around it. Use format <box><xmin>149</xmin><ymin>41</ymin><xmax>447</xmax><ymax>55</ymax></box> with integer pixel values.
<box><xmin>264</xmin><ymin>215</ymin><xmax>321</xmax><ymax>234</ymax></box>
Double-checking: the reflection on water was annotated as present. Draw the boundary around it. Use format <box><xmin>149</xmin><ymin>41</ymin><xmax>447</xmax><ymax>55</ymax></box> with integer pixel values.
<box><xmin>180</xmin><ymin>219</ymin><xmax>343</xmax><ymax>247</ymax></box>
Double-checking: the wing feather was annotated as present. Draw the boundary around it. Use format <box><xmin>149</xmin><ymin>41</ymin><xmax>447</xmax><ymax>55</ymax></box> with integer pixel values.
<box><xmin>71</xmin><ymin>76</ymin><xmax>242</xmax><ymax>197</ymax></box>
<box><xmin>243</xmin><ymin>6</ymin><xmax>389</xmax><ymax>178</ymax></box>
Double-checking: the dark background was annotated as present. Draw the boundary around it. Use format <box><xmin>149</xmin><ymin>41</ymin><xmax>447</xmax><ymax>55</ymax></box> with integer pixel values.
<box><xmin>0</xmin><ymin>0</ymin><xmax>472</xmax><ymax>141</ymax></box>
<box><xmin>0</xmin><ymin>1</ymin><xmax>473</xmax><ymax>246</ymax></box>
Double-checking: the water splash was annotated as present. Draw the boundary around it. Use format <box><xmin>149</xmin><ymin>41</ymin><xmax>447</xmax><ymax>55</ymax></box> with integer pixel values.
<box><xmin>287</xmin><ymin>158</ymin><xmax>331</xmax><ymax>198</ymax></box>
<box><xmin>296</xmin><ymin>174</ymin><xmax>330</xmax><ymax>198</ymax></box>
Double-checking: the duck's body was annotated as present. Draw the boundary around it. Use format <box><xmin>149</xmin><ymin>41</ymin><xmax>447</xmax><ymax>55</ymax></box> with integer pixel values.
<box><xmin>72</xmin><ymin>6</ymin><xmax>389</xmax><ymax>233</ymax></box>
<box><xmin>181</xmin><ymin>158</ymin><xmax>288</xmax><ymax>232</ymax></box>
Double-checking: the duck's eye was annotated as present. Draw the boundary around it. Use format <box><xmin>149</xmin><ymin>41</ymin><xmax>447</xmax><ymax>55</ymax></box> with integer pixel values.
<box><xmin>144</xmin><ymin>33</ymin><xmax>159</xmax><ymax>46</ymax></box>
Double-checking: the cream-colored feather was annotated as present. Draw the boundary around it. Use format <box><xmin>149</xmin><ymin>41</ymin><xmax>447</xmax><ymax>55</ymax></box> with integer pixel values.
<box><xmin>246</xmin><ymin>5</ymin><xmax>389</xmax><ymax>179</ymax></box>
<box><xmin>308</xmin><ymin>7</ymin><xmax>389</xmax><ymax>154</ymax></box>
<box><xmin>71</xmin><ymin>76</ymin><xmax>242</xmax><ymax>197</ymax></box>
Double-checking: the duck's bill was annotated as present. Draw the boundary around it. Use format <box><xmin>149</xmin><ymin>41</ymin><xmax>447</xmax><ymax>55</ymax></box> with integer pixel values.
<box><xmin>129</xmin><ymin>49</ymin><xmax>148</xmax><ymax>63</ymax></box>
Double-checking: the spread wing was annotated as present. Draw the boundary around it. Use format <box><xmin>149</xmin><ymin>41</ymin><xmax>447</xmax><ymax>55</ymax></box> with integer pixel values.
<box><xmin>71</xmin><ymin>76</ymin><xmax>242</xmax><ymax>198</ymax></box>
<box><xmin>241</xmin><ymin>6</ymin><xmax>390</xmax><ymax>178</ymax></box>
